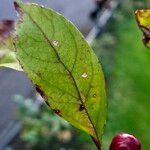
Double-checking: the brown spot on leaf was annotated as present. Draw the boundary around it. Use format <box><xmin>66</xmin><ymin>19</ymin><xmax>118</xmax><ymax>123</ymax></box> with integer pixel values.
<box><xmin>45</xmin><ymin>101</ymin><xmax>50</xmax><ymax>107</ymax></box>
<box><xmin>53</xmin><ymin>109</ymin><xmax>61</xmax><ymax>116</ymax></box>
<box><xmin>79</xmin><ymin>104</ymin><xmax>85</xmax><ymax>111</ymax></box>
<box><xmin>35</xmin><ymin>84</ymin><xmax>48</xmax><ymax>100</ymax></box>
<box><xmin>35</xmin><ymin>85</ymin><xmax>50</xmax><ymax>107</ymax></box>
<box><xmin>35</xmin><ymin>85</ymin><xmax>44</xmax><ymax>97</ymax></box>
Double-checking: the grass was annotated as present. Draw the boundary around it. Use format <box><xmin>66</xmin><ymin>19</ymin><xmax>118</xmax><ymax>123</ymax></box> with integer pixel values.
<box><xmin>93</xmin><ymin>11</ymin><xmax>150</xmax><ymax>150</ymax></box>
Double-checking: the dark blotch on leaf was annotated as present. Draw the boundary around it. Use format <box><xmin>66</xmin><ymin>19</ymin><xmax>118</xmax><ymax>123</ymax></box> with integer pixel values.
<box><xmin>35</xmin><ymin>85</ymin><xmax>50</xmax><ymax>107</ymax></box>
<box><xmin>45</xmin><ymin>101</ymin><xmax>50</xmax><ymax>107</ymax></box>
<box><xmin>35</xmin><ymin>85</ymin><xmax>44</xmax><ymax>97</ymax></box>
<box><xmin>53</xmin><ymin>109</ymin><xmax>61</xmax><ymax>116</ymax></box>
<box><xmin>79</xmin><ymin>104</ymin><xmax>85</xmax><ymax>111</ymax></box>
<box><xmin>35</xmin><ymin>84</ymin><xmax>48</xmax><ymax>100</ymax></box>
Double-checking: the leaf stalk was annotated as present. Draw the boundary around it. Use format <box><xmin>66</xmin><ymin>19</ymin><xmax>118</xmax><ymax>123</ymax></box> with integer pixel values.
<box><xmin>91</xmin><ymin>136</ymin><xmax>101</xmax><ymax>150</ymax></box>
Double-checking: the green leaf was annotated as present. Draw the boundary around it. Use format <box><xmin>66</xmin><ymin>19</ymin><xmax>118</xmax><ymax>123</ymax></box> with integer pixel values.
<box><xmin>14</xmin><ymin>1</ymin><xmax>106</xmax><ymax>143</ymax></box>
<box><xmin>135</xmin><ymin>10</ymin><xmax>150</xmax><ymax>48</ymax></box>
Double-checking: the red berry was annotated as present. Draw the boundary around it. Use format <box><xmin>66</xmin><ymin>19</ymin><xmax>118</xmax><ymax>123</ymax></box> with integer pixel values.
<box><xmin>109</xmin><ymin>133</ymin><xmax>141</xmax><ymax>150</ymax></box>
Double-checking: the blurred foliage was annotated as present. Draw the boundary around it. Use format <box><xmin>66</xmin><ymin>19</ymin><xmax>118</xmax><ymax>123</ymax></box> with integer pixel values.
<box><xmin>120</xmin><ymin>0</ymin><xmax>150</xmax><ymax>11</ymax></box>
<box><xmin>13</xmin><ymin>95</ymin><xmax>95</xmax><ymax>150</ymax></box>
<box><xmin>93</xmin><ymin>2</ymin><xmax>150</xmax><ymax>150</ymax></box>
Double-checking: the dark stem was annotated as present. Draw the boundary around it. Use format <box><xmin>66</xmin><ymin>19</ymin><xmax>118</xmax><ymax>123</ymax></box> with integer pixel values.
<box><xmin>91</xmin><ymin>136</ymin><xmax>101</xmax><ymax>150</ymax></box>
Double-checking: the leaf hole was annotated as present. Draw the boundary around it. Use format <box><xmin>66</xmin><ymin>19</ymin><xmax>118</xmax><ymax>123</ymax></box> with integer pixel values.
<box><xmin>81</xmin><ymin>72</ymin><xmax>88</xmax><ymax>78</ymax></box>
<box><xmin>52</xmin><ymin>40</ymin><xmax>59</xmax><ymax>46</ymax></box>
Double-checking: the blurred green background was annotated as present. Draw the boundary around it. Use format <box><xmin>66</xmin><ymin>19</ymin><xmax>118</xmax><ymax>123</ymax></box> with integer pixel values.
<box><xmin>93</xmin><ymin>3</ymin><xmax>150</xmax><ymax>149</ymax></box>
<box><xmin>2</xmin><ymin>0</ymin><xmax>150</xmax><ymax>150</ymax></box>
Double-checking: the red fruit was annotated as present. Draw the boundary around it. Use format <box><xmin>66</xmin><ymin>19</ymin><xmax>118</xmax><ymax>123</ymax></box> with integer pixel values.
<box><xmin>109</xmin><ymin>133</ymin><xmax>141</xmax><ymax>150</ymax></box>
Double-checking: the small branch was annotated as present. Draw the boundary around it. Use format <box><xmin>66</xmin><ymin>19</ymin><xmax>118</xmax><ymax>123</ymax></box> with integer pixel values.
<box><xmin>91</xmin><ymin>136</ymin><xmax>101</xmax><ymax>150</ymax></box>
